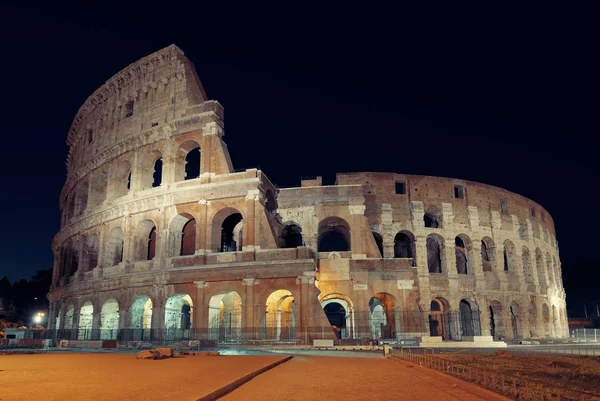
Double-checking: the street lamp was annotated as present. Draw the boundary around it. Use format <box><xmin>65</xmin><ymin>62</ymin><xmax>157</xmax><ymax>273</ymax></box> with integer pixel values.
<box><xmin>33</xmin><ymin>312</ymin><xmax>45</xmax><ymax>325</ymax></box>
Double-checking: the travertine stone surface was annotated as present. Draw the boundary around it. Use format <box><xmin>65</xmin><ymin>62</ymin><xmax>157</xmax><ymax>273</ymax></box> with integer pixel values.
<box><xmin>48</xmin><ymin>45</ymin><xmax>567</xmax><ymax>342</ymax></box>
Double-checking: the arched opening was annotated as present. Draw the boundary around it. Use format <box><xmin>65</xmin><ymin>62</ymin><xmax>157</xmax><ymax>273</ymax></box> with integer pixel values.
<box><xmin>394</xmin><ymin>231</ymin><xmax>414</xmax><ymax>260</ymax></box>
<box><xmin>134</xmin><ymin>220</ymin><xmax>157</xmax><ymax>261</ymax></box>
<box><xmin>152</xmin><ymin>158</ymin><xmax>163</xmax><ymax>187</ymax></box>
<box><xmin>221</xmin><ymin>213</ymin><xmax>243</xmax><ymax>252</ymax></box>
<box><xmin>522</xmin><ymin>246</ymin><xmax>534</xmax><ymax>288</ymax></box>
<box><xmin>280</xmin><ymin>223</ymin><xmax>303</xmax><ymax>248</ymax></box>
<box><xmin>481</xmin><ymin>237</ymin><xmax>495</xmax><ymax>272</ymax></box>
<box><xmin>77</xmin><ymin>301</ymin><xmax>93</xmax><ymax>340</ymax></box>
<box><xmin>372</xmin><ymin>231</ymin><xmax>384</xmax><ymax>258</ymax></box>
<box><xmin>489</xmin><ymin>301</ymin><xmax>506</xmax><ymax>340</ymax></box>
<box><xmin>140</xmin><ymin>150</ymin><xmax>163</xmax><ymax>190</ymax></box>
<box><xmin>546</xmin><ymin>252</ymin><xmax>554</xmax><ymax>285</ymax></box>
<box><xmin>64</xmin><ymin>305</ymin><xmax>74</xmax><ymax>330</ymax></box>
<box><xmin>165</xmin><ymin>293</ymin><xmax>193</xmax><ymax>339</ymax></box>
<box><xmin>528</xmin><ymin>302</ymin><xmax>537</xmax><ymax>338</ymax></box>
<box><xmin>317</xmin><ymin>217</ymin><xmax>351</xmax><ymax>252</ymax></box>
<box><xmin>208</xmin><ymin>292</ymin><xmax>242</xmax><ymax>342</ymax></box>
<box><xmin>424</xmin><ymin>212</ymin><xmax>441</xmax><ymax>228</ymax></box>
<box><xmin>426</xmin><ymin>234</ymin><xmax>443</xmax><ymax>273</ymax></box>
<box><xmin>510</xmin><ymin>302</ymin><xmax>520</xmax><ymax>339</ymax></box>
<box><xmin>74</xmin><ymin>179</ymin><xmax>89</xmax><ymax>216</ymax></box>
<box><xmin>535</xmin><ymin>248</ymin><xmax>546</xmax><ymax>285</ymax></box>
<box><xmin>105</xmin><ymin>227</ymin><xmax>124</xmax><ymax>267</ymax></box>
<box><xmin>89</xmin><ymin>169</ymin><xmax>108</xmax><ymax>208</ymax></box>
<box><xmin>369</xmin><ymin>293</ymin><xmax>397</xmax><ymax>340</ymax></box>
<box><xmin>263</xmin><ymin>290</ymin><xmax>296</xmax><ymax>340</ymax></box>
<box><xmin>174</xmin><ymin>140</ymin><xmax>201</xmax><ymax>182</ymax></box>
<box><xmin>455</xmin><ymin>235</ymin><xmax>470</xmax><ymax>274</ymax></box>
<box><xmin>323</xmin><ymin>302</ymin><xmax>347</xmax><ymax>340</ymax></box>
<box><xmin>85</xmin><ymin>234</ymin><xmax>99</xmax><ymax>271</ymax></box>
<box><xmin>459</xmin><ymin>299</ymin><xmax>481</xmax><ymax>337</ymax></box>
<box><xmin>69</xmin><ymin>241</ymin><xmax>80</xmax><ymax>277</ymax></box>
<box><xmin>542</xmin><ymin>303</ymin><xmax>550</xmax><ymax>338</ymax></box>
<box><xmin>100</xmin><ymin>298</ymin><xmax>119</xmax><ymax>340</ymax></box>
<box><xmin>168</xmin><ymin>214</ymin><xmax>197</xmax><ymax>256</ymax></box>
<box><xmin>503</xmin><ymin>240</ymin><xmax>517</xmax><ymax>272</ymax></box>
<box><xmin>112</xmin><ymin>160</ymin><xmax>131</xmax><ymax>198</ymax></box>
<box><xmin>320</xmin><ymin>295</ymin><xmax>355</xmax><ymax>340</ymax></box>
<box><xmin>429</xmin><ymin>298</ymin><xmax>450</xmax><ymax>339</ymax></box>
<box><xmin>130</xmin><ymin>295</ymin><xmax>152</xmax><ymax>341</ymax></box>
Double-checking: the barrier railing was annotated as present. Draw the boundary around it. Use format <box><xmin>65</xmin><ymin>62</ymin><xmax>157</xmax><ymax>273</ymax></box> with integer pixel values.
<box><xmin>392</xmin><ymin>348</ymin><xmax>600</xmax><ymax>401</ymax></box>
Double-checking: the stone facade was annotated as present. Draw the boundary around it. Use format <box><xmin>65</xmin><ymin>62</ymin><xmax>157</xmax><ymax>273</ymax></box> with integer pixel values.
<box><xmin>47</xmin><ymin>45</ymin><xmax>567</xmax><ymax>343</ymax></box>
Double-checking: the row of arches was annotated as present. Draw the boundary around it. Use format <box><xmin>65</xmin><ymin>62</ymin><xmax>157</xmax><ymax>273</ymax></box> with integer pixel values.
<box><xmin>425</xmin><ymin>234</ymin><xmax>561</xmax><ymax>284</ymax></box>
<box><xmin>64</xmin><ymin>140</ymin><xmax>202</xmax><ymax>223</ymax></box>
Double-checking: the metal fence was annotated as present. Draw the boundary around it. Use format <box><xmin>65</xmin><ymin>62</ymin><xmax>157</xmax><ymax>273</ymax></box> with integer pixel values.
<box><xmin>569</xmin><ymin>328</ymin><xmax>600</xmax><ymax>342</ymax></box>
<box><xmin>392</xmin><ymin>348</ymin><xmax>600</xmax><ymax>401</ymax></box>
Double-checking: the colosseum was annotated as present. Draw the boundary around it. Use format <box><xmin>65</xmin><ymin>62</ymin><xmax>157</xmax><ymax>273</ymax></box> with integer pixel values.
<box><xmin>48</xmin><ymin>45</ymin><xmax>568</xmax><ymax>346</ymax></box>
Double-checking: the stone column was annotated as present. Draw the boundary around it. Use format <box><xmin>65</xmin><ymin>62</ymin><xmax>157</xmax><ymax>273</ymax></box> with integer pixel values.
<box><xmin>196</xmin><ymin>200</ymin><xmax>209</xmax><ymax>253</ymax></box>
<box><xmin>243</xmin><ymin>191</ymin><xmax>258</xmax><ymax>251</ymax></box>
<box><xmin>242</xmin><ymin>278</ymin><xmax>259</xmax><ymax>340</ymax></box>
<box><xmin>380</xmin><ymin>204</ymin><xmax>394</xmax><ymax>258</ymax></box>
<box><xmin>193</xmin><ymin>281</ymin><xmax>209</xmax><ymax>338</ymax></box>
<box><xmin>119</xmin><ymin>307</ymin><xmax>129</xmax><ymax>330</ymax></box>
<box><xmin>349</xmin><ymin>204</ymin><xmax>366</xmax><ymax>258</ymax></box>
<box><xmin>298</xmin><ymin>273</ymin><xmax>318</xmax><ymax>343</ymax></box>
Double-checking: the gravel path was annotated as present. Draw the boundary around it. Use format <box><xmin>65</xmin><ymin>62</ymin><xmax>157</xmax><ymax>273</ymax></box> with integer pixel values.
<box><xmin>222</xmin><ymin>355</ymin><xmax>511</xmax><ymax>401</ymax></box>
<box><xmin>0</xmin><ymin>353</ymin><xmax>285</xmax><ymax>401</ymax></box>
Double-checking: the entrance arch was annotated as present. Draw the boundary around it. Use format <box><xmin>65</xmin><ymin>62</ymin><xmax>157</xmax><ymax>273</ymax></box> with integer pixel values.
<box><xmin>459</xmin><ymin>299</ymin><xmax>481</xmax><ymax>337</ymax></box>
<box><xmin>165</xmin><ymin>293</ymin><xmax>193</xmax><ymax>339</ymax></box>
<box><xmin>429</xmin><ymin>298</ymin><xmax>450</xmax><ymax>339</ymax></box>
<box><xmin>130</xmin><ymin>295</ymin><xmax>152</xmax><ymax>341</ymax></box>
<box><xmin>64</xmin><ymin>305</ymin><xmax>74</xmax><ymax>330</ymax></box>
<box><xmin>369</xmin><ymin>293</ymin><xmax>398</xmax><ymax>340</ymax></box>
<box><xmin>321</xmin><ymin>295</ymin><xmax>355</xmax><ymax>339</ymax></box>
<box><xmin>489</xmin><ymin>300</ymin><xmax>506</xmax><ymax>340</ymax></box>
<box><xmin>100</xmin><ymin>298</ymin><xmax>119</xmax><ymax>340</ymax></box>
<box><xmin>263</xmin><ymin>290</ymin><xmax>296</xmax><ymax>340</ymax></box>
<box><xmin>208</xmin><ymin>292</ymin><xmax>242</xmax><ymax>342</ymax></box>
<box><xmin>78</xmin><ymin>301</ymin><xmax>93</xmax><ymax>340</ymax></box>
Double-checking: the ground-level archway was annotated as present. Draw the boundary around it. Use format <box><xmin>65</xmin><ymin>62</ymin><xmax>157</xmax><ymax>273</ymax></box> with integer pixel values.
<box><xmin>321</xmin><ymin>295</ymin><xmax>355</xmax><ymax>340</ymax></box>
<box><xmin>165</xmin><ymin>293</ymin><xmax>193</xmax><ymax>339</ymax></box>
<box><xmin>129</xmin><ymin>295</ymin><xmax>153</xmax><ymax>340</ymax></box>
<box><xmin>369</xmin><ymin>293</ymin><xmax>398</xmax><ymax>340</ymax></box>
<box><xmin>208</xmin><ymin>292</ymin><xmax>242</xmax><ymax>342</ymax></box>
<box><xmin>100</xmin><ymin>298</ymin><xmax>119</xmax><ymax>340</ymax></box>
<box><xmin>263</xmin><ymin>289</ymin><xmax>296</xmax><ymax>340</ymax></box>
<box><xmin>489</xmin><ymin>300</ymin><xmax>506</xmax><ymax>340</ymax></box>
<box><xmin>78</xmin><ymin>301</ymin><xmax>93</xmax><ymax>340</ymax></box>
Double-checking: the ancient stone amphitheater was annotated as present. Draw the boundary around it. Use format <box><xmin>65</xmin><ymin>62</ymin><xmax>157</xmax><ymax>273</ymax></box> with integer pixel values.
<box><xmin>48</xmin><ymin>45</ymin><xmax>567</xmax><ymax>345</ymax></box>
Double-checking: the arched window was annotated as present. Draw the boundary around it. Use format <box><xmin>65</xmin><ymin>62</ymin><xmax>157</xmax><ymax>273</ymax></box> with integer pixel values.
<box><xmin>134</xmin><ymin>220</ymin><xmax>157</xmax><ymax>261</ymax></box>
<box><xmin>455</xmin><ymin>236</ymin><xmax>468</xmax><ymax>274</ymax></box>
<box><xmin>281</xmin><ymin>224</ymin><xmax>303</xmax><ymax>248</ymax></box>
<box><xmin>426</xmin><ymin>235</ymin><xmax>443</xmax><ymax>273</ymax></box>
<box><xmin>86</xmin><ymin>235</ymin><xmax>99</xmax><ymax>271</ymax></box>
<box><xmin>372</xmin><ymin>231</ymin><xmax>383</xmax><ymax>258</ymax></box>
<box><xmin>318</xmin><ymin>217</ymin><xmax>351</xmax><ymax>252</ymax></box>
<box><xmin>152</xmin><ymin>158</ymin><xmax>163</xmax><ymax>187</ymax></box>
<box><xmin>221</xmin><ymin>213</ymin><xmax>243</xmax><ymax>252</ymax></box>
<box><xmin>106</xmin><ymin>227</ymin><xmax>124</xmax><ymax>266</ymax></box>
<box><xmin>168</xmin><ymin>214</ymin><xmax>197</xmax><ymax>256</ymax></box>
<box><xmin>424</xmin><ymin>212</ymin><xmax>441</xmax><ymax>228</ymax></box>
<box><xmin>175</xmin><ymin>140</ymin><xmax>201</xmax><ymax>182</ymax></box>
<box><xmin>112</xmin><ymin>160</ymin><xmax>131</xmax><ymax>198</ymax></box>
<box><xmin>394</xmin><ymin>232</ymin><xmax>414</xmax><ymax>258</ymax></box>
<box><xmin>503</xmin><ymin>240</ymin><xmax>516</xmax><ymax>272</ymax></box>
<box><xmin>481</xmin><ymin>238</ymin><xmax>495</xmax><ymax>272</ymax></box>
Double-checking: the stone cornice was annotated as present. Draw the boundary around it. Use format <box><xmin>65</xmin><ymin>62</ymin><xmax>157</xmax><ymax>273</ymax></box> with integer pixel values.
<box><xmin>66</xmin><ymin>45</ymin><xmax>184</xmax><ymax>147</ymax></box>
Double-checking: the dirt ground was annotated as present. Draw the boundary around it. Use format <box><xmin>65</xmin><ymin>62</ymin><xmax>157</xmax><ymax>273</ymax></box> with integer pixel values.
<box><xmin>439</xmin><ymin>353</ymin><xmax>600</xmax><ymax>396</ymax></box>
<box><xmin>222</xmin><ymin>355</ymin><xmax>511</xmax><ymax>401</ymax></box>
<box><xmin>0</xmin><ymin>353</ymin><xmax>285</xmax><ymax>401</ymax></box>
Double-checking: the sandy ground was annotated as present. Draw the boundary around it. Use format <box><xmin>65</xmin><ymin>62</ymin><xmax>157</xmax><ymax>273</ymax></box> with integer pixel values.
<box><xmin>0</xmin><ymin>353</ymin><xmax>285</xmax><ymax>401</ymax></box>
<box><xmin>222</xmin><ymin>355</ymin><xmax>512</xmax><ymax>401</ymax></box>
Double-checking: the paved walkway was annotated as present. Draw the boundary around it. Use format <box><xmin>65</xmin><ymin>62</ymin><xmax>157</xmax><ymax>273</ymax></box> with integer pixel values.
<box><xmin>222</xmin><ymin>355</ymin><xmax>511</xmax><ymax>401</ymax></box>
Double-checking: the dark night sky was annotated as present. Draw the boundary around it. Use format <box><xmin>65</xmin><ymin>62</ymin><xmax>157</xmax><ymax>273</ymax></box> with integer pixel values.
<box><xmin>1</xmin><ymin>2</ymin><xmax>598</xmax><ymax>313</ymax></box>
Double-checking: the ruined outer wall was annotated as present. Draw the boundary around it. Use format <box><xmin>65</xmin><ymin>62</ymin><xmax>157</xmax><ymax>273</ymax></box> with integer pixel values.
<box><xmin>47</xmin><ymin>46</ymin><xmax>567</xmax><ymax>342</ymax></box>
